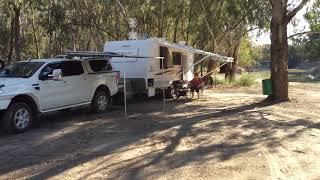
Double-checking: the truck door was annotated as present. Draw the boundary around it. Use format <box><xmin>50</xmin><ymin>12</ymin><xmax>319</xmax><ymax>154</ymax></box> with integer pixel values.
<box><xmin>38</xmin><ymin>62</ymin><xmax>73</xmax><ymax>110</ymax></box>
<box><xmin>61</xmin><ymin>61</ymin><xmax>89</xmax><ymax>104</ymax></box>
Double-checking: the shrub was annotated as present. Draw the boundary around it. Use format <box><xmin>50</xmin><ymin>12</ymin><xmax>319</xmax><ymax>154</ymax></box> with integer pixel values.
<box><xmin>235</xmin><ymin>74</ymin><xmax>256</xmax><ymax>87</ymax></box>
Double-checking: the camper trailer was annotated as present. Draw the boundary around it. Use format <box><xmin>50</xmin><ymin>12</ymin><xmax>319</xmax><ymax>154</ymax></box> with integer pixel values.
<box><xmin>104</xmin><ymin>38</ymin><xmax>233</xmax><ymax>98</ymax></box>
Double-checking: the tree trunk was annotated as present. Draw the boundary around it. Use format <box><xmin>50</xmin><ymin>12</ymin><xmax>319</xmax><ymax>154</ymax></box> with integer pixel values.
<box><xmin>205</xmin><ymin>37</ymin><xmax>217</xmax><ymax>74</ymax></box>
<box><xmin>269</xmin><ymin>0</ymin><xmax>289</xmax><ymax>102</ymax></box>
<box><xmin>186</xmin><ymin>0</ymin><xmax>193</xmax><ymax>44</ymax></box>
<box><xmin>32</xmin><ymin>15</ymin><xmax>40</xmax><ymax>59</ymax></box>
<box><xmin>225</xmin><ymin>39</ymin><xmax>241</xmax><ymax>81</ymax></box>
<box><xmin>173</xmin><ymin>17</ymin><xmax>179</xmax><ymax>43</ymax></box>
<box><xmin>7</xmin><ymin>18</ymin><xmax>15</xmax><ymax>65</ymax></box>
<box><xmin>48</xmin><ymin>1</ymin><xmax>53</xmax><ymax>57</ymax></box>
<box><xmin>13</xmin><ymin>6</ymin><xmax>21</xmax><ymax>62</ymax></box>
<box><xmin>158</xmin><ymin>0</ymin><xmax>164</xmax><ymax>37</ymax></box>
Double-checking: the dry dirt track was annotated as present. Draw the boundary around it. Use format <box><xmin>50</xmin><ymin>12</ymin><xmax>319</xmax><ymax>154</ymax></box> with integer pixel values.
<box><xmin>0</xmin><ymin>82</ymin><xmax>319</xmax><ymax>180</ymax></box>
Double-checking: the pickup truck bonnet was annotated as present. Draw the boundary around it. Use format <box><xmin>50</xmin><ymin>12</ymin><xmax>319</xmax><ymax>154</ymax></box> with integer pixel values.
<box><xmin>0</xmin><ymin>78</ymin><xmax>29</xmax><ymax>87</ymax></box>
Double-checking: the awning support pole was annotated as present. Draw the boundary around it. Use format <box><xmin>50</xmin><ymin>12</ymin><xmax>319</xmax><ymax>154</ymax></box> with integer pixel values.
<box><xmin>122</xmin><ymin>56</ymin><xmax>127</xmax><ymax>119</ymax></box>
<box><xmin>161</xmin><ymin>58</ymin><xmax>166</xmax><ymax>112</ymax></box>
<box><xmin>124</xmin><ymin>71</ymin><xmax>127</xmax><ymax>119</ymax></box>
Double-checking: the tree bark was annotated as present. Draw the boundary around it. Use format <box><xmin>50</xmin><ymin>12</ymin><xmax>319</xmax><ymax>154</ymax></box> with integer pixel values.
<box><xmin>7</xmin><ymin>18</ymin><xmax>15</xmax><ymax>65</ymax></box>
<box><xmin>269</xmin><ymin>0</ymin><xmax>289</xmax><ymax>102</ymax></box>
<box><xmin>158</xmin><ymin>0</ymin><xmax>164</xmax><ymax>37</ymax></box>
<box><xmin>204</xmin><ymin>37</ymin><xmax>217</xmax><ymax>85</ymax></box>
<box><xmin>48</xmin><ymin>1</ymin><xmax>53</xmax><ymax>57</ymax></box>
<box><xmin>225</xmin><ymin>40</ymin><xmax>241</xmax><ymax>81</ymax></box>
<box><xmin>173</xmin><ymin>17</ymin><xmax>179</xmax><ymax>43</ymax></box>
<box><xmin>186</xmin><ymin>0</ymin><xmax>193</xmax><ymax>44</ymax></box>
<box><xmin>32</xmin><ymin>15</ymin><xmax>40</xmax><ymax>59</ymax></box>
<box><xmin>13</xmin><ymin>5</ymin><xmax>21</xmax><ymax>62</ymax></box>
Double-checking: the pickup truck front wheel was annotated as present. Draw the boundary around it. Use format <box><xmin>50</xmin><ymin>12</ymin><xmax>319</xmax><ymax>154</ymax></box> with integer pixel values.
<box><xmin>92</xmin><ymin>91</ymin><xmax>111</xmax><ymax>113</ymax></box>
<box><xmin>2</xmin><ymin>102</ymin><xmax>33</xmax><ymax>133</ymax></box>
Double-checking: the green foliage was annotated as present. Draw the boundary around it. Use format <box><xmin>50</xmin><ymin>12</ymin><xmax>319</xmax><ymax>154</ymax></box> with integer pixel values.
<box><xmin>0</xmin><ymin>0</ymin><xmax>270</xmax><ymax>65</ymax></box>
<box><xmin>300</xmin><ymin>0</ymin><xmax>320</xmax><ymax>60</ymax></box>
<box><xmin>305</xmin><ymin>0</ymin><xmax>320</xmax><ymax>32</ymax></box>
<box><xmin>239</xmin><ymin>36</ymin><xmax>262</xmax><ymax>68</ymax></box>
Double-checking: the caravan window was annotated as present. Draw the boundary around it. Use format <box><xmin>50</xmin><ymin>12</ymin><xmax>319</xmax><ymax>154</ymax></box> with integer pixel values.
<box><xmin>172</xmin><ymin>52</ymin><xmax>182</xmax><ymax>65</ymax></box>
<box><xmin>160</xmin><ymin>46</ymin><xmax>172</xmax><ymax>69</ymax></box>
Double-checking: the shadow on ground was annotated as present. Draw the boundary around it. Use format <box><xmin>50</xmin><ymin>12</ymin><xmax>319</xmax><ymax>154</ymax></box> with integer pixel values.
<box><xmin>0</xmin><ymin>95</ymin><xmax>318</xmax><ymax>179</ymax></box>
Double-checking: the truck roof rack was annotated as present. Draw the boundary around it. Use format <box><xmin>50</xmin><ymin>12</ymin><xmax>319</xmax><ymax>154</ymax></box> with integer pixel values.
<box><xmin>65</xmin><ymin>51</ymin><xmax>121</xmax><ymax>59</ymax></box>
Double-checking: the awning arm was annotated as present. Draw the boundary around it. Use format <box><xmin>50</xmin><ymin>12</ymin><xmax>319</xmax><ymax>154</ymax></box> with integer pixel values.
<box><xmin>178</xmin><ymin>54</ymin><xmax>233</xmax><ymax>77</ymax></box>
<box><xmin>201</xmin><ymin>61</ymin><xmax>230</xmax><ymax>78</ymax></box>
<box><xmin>176</xmin><ymin>55</ymin><xmax>211</xmax><ymax>77</ymax></box>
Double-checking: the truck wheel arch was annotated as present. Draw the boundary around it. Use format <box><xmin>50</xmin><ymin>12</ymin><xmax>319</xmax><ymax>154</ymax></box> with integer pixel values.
<box><xmin>11</xmin><ymin>95</ymin><xmax>39</xmax><ymax>114</ymax></box>
<box><xmin>94</xmin><ymin>85</ymin><xmax>110</xmax><ymax>98</ymax></box>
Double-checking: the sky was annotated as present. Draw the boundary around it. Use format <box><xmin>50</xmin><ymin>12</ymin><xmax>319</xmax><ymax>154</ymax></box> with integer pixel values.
<box><xmin>250</xmin><ymin>0</ymin><xmax>315</xmax><ymax>45</ymax></box>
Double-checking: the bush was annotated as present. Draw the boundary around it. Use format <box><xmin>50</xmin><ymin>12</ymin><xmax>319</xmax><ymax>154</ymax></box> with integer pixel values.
<box><xmin>235</xmin><ymin>74</ymin><xmax>256</xmax><ymax>87</ymax></box>
<box><xmin>207</xmin><ymin>73</ymin><xmax>257</xmax><ymax>87</ymax></box>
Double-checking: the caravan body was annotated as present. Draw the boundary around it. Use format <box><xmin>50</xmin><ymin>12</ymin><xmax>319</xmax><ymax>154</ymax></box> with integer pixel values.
<box><xmin>104</xmin><ymin>38</ymin><xmax>194</xmax><ymax>97</ymax></box>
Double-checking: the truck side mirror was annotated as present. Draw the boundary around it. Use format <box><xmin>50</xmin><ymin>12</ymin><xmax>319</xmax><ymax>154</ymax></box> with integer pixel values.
<box><xmin>52</xmin><ymin>69</ymin><xmax>63</xmax><ymax>81</ymax></box>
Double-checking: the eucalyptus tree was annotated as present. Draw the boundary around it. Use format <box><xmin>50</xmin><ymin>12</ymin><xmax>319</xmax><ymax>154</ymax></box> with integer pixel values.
<box><xmin>269</xmin><ymin>0</ymin><xmax>310</xmax><ymax>102</ymax></box>
<box><xmin>197</xmin><ymin>0</ymin><xmax>269</xmax><ymax>81</ymax></box>
<box><xmin>0</xmin><ymin>0</ymin><xmax>25</xmax><ymax>64</ymax></box>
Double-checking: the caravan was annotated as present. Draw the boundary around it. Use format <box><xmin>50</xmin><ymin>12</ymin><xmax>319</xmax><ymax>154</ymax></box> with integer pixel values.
<box><xmin>104</xmin><ymin>38</ymin><xmax>232</xmax><ymax>98</ymax></box>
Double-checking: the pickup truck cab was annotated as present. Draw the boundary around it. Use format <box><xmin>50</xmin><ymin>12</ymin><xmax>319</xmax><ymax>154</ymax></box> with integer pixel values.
<box><xmin>0</xmin><ymin>57</ymin><xmax>119</xmax><ymax>133</ymax></box>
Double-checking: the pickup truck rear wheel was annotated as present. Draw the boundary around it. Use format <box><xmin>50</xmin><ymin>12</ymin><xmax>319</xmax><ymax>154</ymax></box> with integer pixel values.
<box><xmin>92</xmin><ymin>91</ymin><xmax>111</xmax><ymax>113</ymax></box>
<box><xmin>2</xmin><ymin>102</ymin><xmax>33</xmax><ymax>133</ymax></box>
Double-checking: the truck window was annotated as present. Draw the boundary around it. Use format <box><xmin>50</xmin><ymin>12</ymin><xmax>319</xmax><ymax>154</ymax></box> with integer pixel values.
<box><xmin>172</xmin><ymin>52</ymin><xmax>182</xmax><ymax>65</ymax></box>
<box><xmin>62</xmin><ymin>61</ymin><xmax>84</xmax><ymax>77</ymax></box>
<box><xmin>89</xmin><ymin>60</ymin><xmax>112</xmax><ymax>72</ymax></box>
<box><xmin>39</xmin><ymin>62</ymin><xmax>62</xmax><ymax>79</ymax></box>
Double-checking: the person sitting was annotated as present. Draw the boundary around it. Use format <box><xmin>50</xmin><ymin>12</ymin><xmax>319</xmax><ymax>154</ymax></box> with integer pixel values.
<box><xmin>189</xmin><ymin>72</ymin><xmax>203</xmax><ymax>99</ymax></box>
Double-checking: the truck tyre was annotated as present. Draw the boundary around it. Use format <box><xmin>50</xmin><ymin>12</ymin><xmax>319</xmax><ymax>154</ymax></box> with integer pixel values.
<box><xmin>2</xmin><ymin>102</ymin><xmax>33</xmax><ymax>133</ymax></box>
<box><xmin>92</xmin><ymin>91</ymin><xmax>111</xmax><ymax>113</ymax></box>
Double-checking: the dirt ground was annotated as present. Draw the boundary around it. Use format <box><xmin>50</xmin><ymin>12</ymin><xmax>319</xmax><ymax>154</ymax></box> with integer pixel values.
<box><xmin>0</xmin><ymin>82</ymin><xmax>319</xmax><ymax>180</ymax></box>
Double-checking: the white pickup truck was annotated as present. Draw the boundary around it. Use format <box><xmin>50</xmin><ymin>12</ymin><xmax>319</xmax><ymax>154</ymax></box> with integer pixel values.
<box><xmin>0</xmin><ymin>57</ymin><xmax>119</xmax><ymax>133</ymax></box>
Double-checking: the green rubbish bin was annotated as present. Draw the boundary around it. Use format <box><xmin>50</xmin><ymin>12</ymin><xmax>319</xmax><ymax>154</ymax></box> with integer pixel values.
<box><xmin>262</xmin><ymin>79</ymin><xmax>273</xmax><ymax>95</ymax></box>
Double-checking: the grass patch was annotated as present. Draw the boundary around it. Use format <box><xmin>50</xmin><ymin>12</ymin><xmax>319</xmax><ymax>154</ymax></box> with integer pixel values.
<box><xmin>210</xmin><ymin>73</ymin><xmax>257</xmax><ymax>87</ymax></box>
<box><xmin>250</xmin><ymin>71</ymin><xmax>270</xmax><ymax>80</ymax></box>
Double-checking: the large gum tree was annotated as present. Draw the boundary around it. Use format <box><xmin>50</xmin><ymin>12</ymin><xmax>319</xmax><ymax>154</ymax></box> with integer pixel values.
<box><xmin>269</xmin><ymin>0</ymin><xmax>310</xmax><ymax>102</ymax></box>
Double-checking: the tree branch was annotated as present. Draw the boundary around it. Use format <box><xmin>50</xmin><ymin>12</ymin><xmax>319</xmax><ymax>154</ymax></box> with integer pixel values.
<box><xmin>288</xmin><ymin>31</ymin><xmax>320</xmax><ymax>39</ymax></box>
<box><xmin>199</xmin><ymin>0</ymin><xmax>214</xmax><ymax>38</ymax></box>
<box><xmin>286</xmin><ymin>0</ymin><xmax>310</xmax><ymax>24</ymax></box>
<box><xmin>66</xmin><ymin>22</ymin><xmax>117</xmax><ymax>39</ymax></box>
<box><xmin>115</xmin><ymin>0</ymin><xmax>130</xmax><ymax>29</ymax></box>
